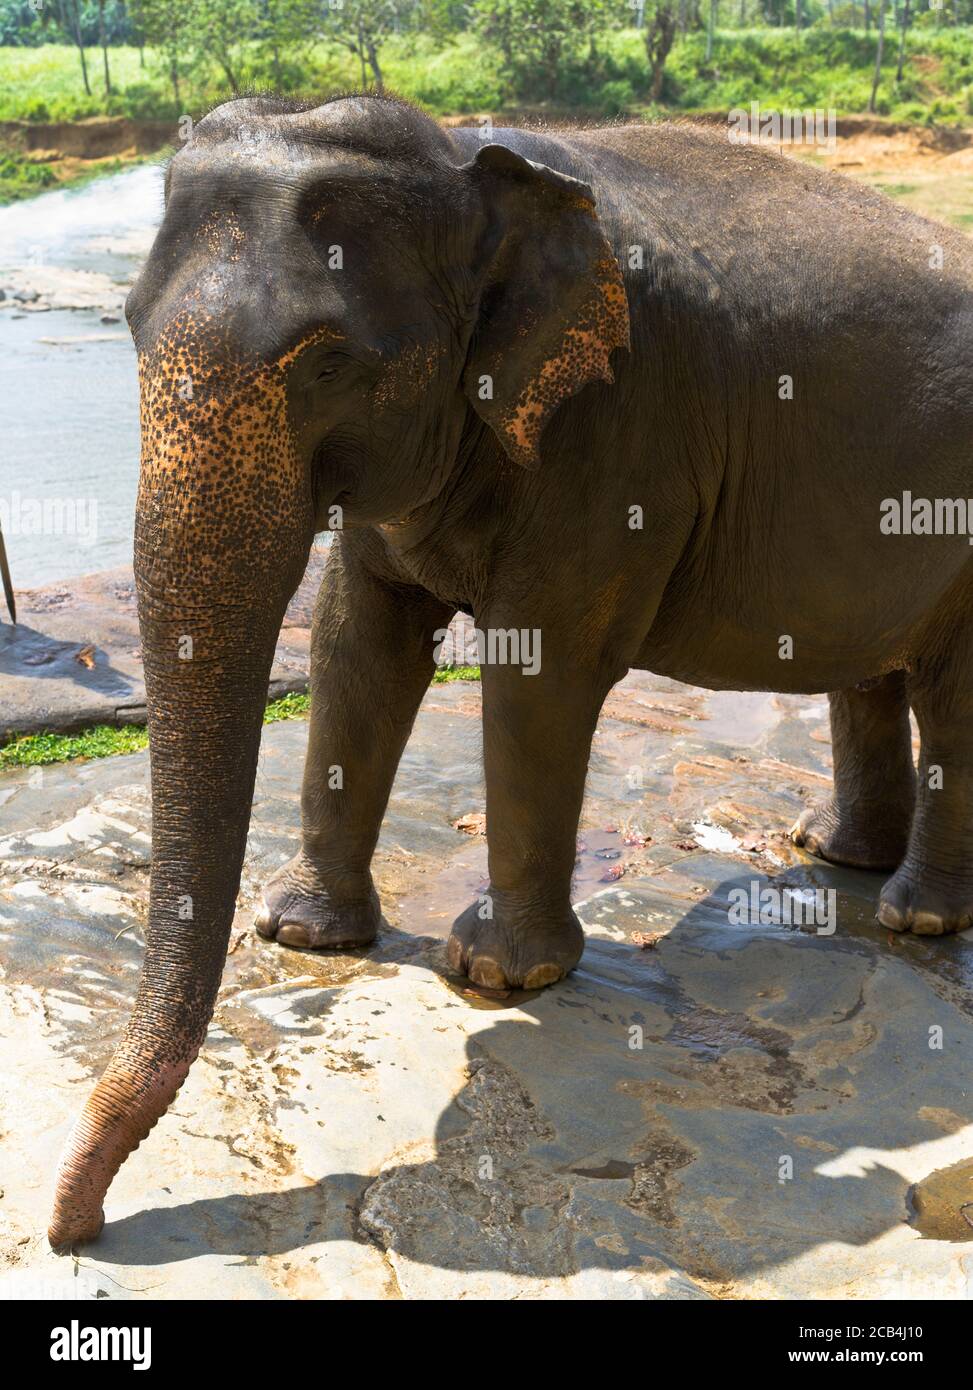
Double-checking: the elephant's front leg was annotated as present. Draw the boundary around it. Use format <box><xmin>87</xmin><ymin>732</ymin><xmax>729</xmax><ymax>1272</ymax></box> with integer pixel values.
<box><xmin>257</xmin><ymin>540</ymin><xmax>454</xmax><ymax>949</ymax></box>
<box><xmin>447</xmin><ymin>650</ymin><xmax>615</xmax><ymax>990</ymax></box>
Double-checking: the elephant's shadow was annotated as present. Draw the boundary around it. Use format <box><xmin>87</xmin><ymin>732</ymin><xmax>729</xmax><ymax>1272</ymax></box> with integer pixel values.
<box><xmin>92</xmin><ymin>877</ymin><xmax>973</xmax><ymax>1290</ymax></box>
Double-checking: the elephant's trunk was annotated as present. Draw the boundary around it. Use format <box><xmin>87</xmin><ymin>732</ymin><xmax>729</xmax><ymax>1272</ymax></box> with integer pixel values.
<box><xmin>49</xmin><ymin>313</ymin><xmax>314</xmax><ymax>1247</ymax></box>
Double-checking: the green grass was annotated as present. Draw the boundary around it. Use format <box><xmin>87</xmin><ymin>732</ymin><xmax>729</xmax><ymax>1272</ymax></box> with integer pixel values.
<box><xmin>0</xmin><ymin>722</ymin><xmax>149</xmax><ymax>769</ymax></box>
<box><xmin>0</xmin><ymin>44</ymin><xmax>156</xmax><ymax>121</ymax></box>
<box><xmin>0</xmin><ymin>669</ymin><xmax>481</xmax><ymax>770</ymax></box>
<box><xmin>0</xmin><ymin>151</ymin><xmax>138</xmax><ymax>204</ymax></box>
<box><xmin>1</xmin><ymin>28</ymin><xmax>972</xmax><ymax>126</ymax></box>
<box><xmin>0</xmin><ymin>150</ymin><xmax>58</xmax><ymax>202</ymax></box>
<box><xmin>262</xmin><ymin>691</ymin><xmax>311</xmax><ymax>723</ymax></box>
<box><xmin>432</xmin><ymin>665</ymin><xmax>481</xmax><ymax>684</ymax></box>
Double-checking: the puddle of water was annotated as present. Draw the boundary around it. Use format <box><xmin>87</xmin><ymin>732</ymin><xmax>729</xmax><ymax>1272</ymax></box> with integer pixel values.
<box><xmin>569</xmin><ymin>1159</ymin><xmax>636</xmax><ymax>1179</ymax></box>
<box><xmin>909</xmin><ymin>1156</ymin><xmax>973</xmax><ymax>1241</ymax></box>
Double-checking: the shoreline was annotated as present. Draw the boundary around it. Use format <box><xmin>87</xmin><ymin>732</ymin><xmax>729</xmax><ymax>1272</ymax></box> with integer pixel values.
<box><xmin>2</xmin><ymin>110</ymin><xmax>972</xmax><ymax>206</ymax></box>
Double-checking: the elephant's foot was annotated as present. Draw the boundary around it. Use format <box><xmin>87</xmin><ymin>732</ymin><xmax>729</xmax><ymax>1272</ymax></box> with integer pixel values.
<box><xmin>790</xmin><ymin>798</ymin><xmax>910</xmax><ymax>872</ymax></box>
<box><xmin>255</xmin><ymin>854</ymin><xmax>380</xmax><ymax>950</ymax></box>
<box><xmin>446</xmin><ymin>894</ymin><xmax>584</xmax><ymax>990</ymax></box>
<box><xmin>877</xmin><ymin>864</ymin><xmax>973</xmax><ymax>937</ymax></box>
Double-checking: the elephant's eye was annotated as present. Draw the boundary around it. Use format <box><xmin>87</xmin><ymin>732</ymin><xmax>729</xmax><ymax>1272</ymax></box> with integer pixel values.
<box><xmin>315</xmin><ymin>366</ymin><xmax>340</xmax><ymax>383</ymax></box>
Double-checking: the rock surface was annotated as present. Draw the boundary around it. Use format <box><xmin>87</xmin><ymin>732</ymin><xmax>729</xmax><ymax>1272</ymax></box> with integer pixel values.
<box><xmin>0</xmin><ymin>552</ymin><xmax>328</xmax><ymax>737</ymax></box>
<box><xmin>1</xmin><ymin>674</ymin><xmax>971</xmax><ymax>1300</ymax></box>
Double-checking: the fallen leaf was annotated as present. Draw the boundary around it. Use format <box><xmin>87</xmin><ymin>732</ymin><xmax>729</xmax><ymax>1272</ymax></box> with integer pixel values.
<box><xmin>600</xmin><ymin>863</ymin><xmax>626</xmax><ymax>883</ymax></box>
<box><xmin>75</xmin><ymin>644</ymin><xmax>96</xmax><ymax>669</ymax></box>
<box><xmin>632</xmin><ymin>931</ymin><xmax>665</xmax><ymax>950</ymax></box>
<box><xmin>453</xmin><ymin>812</ymin><xmax>486</xmax><ymax>836</ymax></box>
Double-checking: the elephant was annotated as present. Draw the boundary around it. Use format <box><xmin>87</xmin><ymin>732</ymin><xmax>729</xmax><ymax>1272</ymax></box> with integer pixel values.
<box><xmin>48</xmin><ymin>93</ymin><xmax>973</xmax><ymax>1248</ymax></box>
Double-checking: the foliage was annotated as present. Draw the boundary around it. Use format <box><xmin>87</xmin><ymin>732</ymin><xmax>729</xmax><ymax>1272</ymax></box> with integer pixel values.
<box><xmin>1</xmin><ymin>4</ymin><xmax>972</xmax><ymax>125</ymax></box>
<box><xmin>0</xmin><ymin>721</ymin><xmax>149</xmax><ymax>768</ymax></box>
<box><xmin>0</xmin><ymin>675</ymin><xmax>480</xmax><ymax>768</ymax></box>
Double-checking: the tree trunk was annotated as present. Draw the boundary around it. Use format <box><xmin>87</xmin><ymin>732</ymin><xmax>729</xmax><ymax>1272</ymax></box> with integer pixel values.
<box><xmin>217</xmin><ymin>49</ymin><xmax>241</xmax><ymax>95</ymax></box>
<box><xmin>646</xmin><ymin>3</ymin><xmax>677</xmax><ymax>102</ymax></box>
<box><xmin>366</xmin><ymin>40</ymin><xmax>383</xmax><ymax>90</ymax></box>
<box><xmin>869</xmin><ymin>0</ymin><xmax>888</xmax><ymax>112</ymax></box>
<box><xmin>896</xmin><ymin>0</ymin><xmax>910</xmax><ymax>82</ymax></box>
<box><xmin>356</xmin><ymin>24</ymin><xmax>367</xmax><ymax>87</ymax></box>
<box><xmin>98</xmin><ymin>0</ymin><xmax>112</xmax><ymax>96</ymax></box>
<box><xmin>706</xmin><ymin>0</ymin><xmax>716</xmax><ymax>60</ymax></box>
<box><xmin>65</xmin><ymin>0</ymin><xmax>91</xmax><ymax>96</ymax></box>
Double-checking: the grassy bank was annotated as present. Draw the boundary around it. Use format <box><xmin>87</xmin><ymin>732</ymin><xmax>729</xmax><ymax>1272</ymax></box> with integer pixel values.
<box><xmin>2</xmin><ymin>28</ymin><xmax>973</xmax><ymax>127</ymax></box>
<box><xmin>0</xmin><ymin>670</ymin><xmax>481</xmax><ymax>770</ymax></box>
<box><xmin>0</xmin><ymin>150</ymin><xmax>141</xmax><ymax>204</ymax></box>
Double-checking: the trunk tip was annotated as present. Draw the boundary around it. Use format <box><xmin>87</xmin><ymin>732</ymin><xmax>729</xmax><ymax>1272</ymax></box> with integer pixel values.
<box><xmin>47</xmin><ymin>1205</ymin><xmax>106</xmax><ymax>1253</ymax></box>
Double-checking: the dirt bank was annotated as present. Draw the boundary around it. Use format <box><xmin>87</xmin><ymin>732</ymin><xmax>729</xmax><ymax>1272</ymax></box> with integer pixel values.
<box><xmin>4</xmin><ymin>109</ymin><xmax>971</xmax><ymax>165</ymax></box>
<box><xmin>0</xmin><ymin>114</ymin><xmax>177</xmax><ymax>161</ymax></box>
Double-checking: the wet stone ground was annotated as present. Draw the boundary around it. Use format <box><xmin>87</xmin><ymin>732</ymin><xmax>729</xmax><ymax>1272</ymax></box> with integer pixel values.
<box><xmin>1</xmin><ymin>672</ymin><xmax>972</xmax><ymax>1299</ymax></box>
<box><xmin>0</xmin><ymin>548</ymin><xmax>329</xmax><ymax>738</ymax></box>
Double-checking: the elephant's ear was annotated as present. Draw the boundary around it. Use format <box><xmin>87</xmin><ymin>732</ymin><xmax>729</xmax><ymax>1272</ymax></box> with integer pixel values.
<box><xmin>460</xmin><ymin>142</ymin><xmax>630</xmax><ymax>469</ymax></box>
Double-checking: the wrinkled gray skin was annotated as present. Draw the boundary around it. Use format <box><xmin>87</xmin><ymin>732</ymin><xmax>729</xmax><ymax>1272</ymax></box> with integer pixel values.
<box><xmin>49</xmin><ymin>93</ymin><xmax>973</xmax><ymax>1248</ymax></box>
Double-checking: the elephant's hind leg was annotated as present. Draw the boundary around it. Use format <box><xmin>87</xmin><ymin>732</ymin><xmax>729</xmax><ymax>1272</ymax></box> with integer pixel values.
<box><xmin>790</xmin><ymin>671</ymin><xmax>916</xmax><ymax>871</ymax></box>
<box><xmin>878</xmin><ymin>636</ymin><xmax>973</xmax><ymax>936</ymax></box>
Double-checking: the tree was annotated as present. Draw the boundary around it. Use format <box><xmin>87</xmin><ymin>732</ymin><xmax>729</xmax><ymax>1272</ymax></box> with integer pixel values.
<box><xmin>192</xmin><ymin>0</ymin><xmax>258</xmax><ymax>96</ymax></box>
<box><xmin>128</xmin><ymin>0</ymin><xmax>192</xmax><ymax>106</ymax></box>
<box><xmin>256</xmin><ymin>0</ymin><xmax>319</xmax><ymax>90</ymax></box>
<box><xmin>97</xmin><ymin>0</ymin><xmax>112</xmax><ymax>94</ymax></box>
<box><xmin>323</xmin><ymin>0</ymin><xmax>413</xmax><ymax>91</ymax></box>
<box><xmin>895</xmin><ymin>0</ymin><xmax>910</xmax><ymax>82</ymax></box>
<box><xmin>645</xmin><ymin>0</ymin><xmax>676</xmax><ymax>101</ymax></box>
<box><xmin>58</xmin><ymin>0</ymin><xmax>91</xmax><ymax>95</ymax></box>
<box><xmin>869</xmin><ymin>0</ymin><xmax>887</xmax><ymax>111</ymax></box>
<box><xmin>473</xmin><ymin>0</ymin><xmax>626</xmax><ymax>104</ymax></box>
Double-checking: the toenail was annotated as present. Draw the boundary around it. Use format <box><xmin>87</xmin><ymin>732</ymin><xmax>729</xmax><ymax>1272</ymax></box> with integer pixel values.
<box><xmin>446</xmin><ymin>936</ymin><xmax>466</xmax><ymax>973</ymax></box>
<box><xmin>468</xmin><ymin>956</ymin><xmax>507</xmax><ymax>989</ymax></box>
<box><xmin>877</xmin><ymin>901</ymin><xmax>907</xmax><ymax>932</ymax></box>
<box><xmin>911</xmin><ymin>912</ymin><xmax>946</xmax><ymax>936</ymax></box>
<box><xmin>254</xmin><ymin>904</ymin><xmax>275</xmax><ymax>938</ymax></box>
<box><xmin>276</xmin><ymin>922</ymin><xmax>311</xmax><ymax>948</ymax></box>
<box><xmin>523</xmin><ymin>963</ymin><xmax>563</xmax><ymax>989</ymax></box>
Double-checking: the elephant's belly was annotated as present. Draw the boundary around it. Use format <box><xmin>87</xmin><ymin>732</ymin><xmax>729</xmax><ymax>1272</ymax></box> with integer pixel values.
<box><xmin>632</xmin><ymin>601</ymin><xmax>917</xmax><ymax>696</ymax></box>
<box><xmin>633</xmin><ymin>522</ymin><xmax>973</xmax><ymax>695</ymax></box>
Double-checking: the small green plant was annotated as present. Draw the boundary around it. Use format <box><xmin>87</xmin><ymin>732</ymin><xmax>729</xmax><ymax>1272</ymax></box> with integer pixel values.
<box><xmin>432</xmin><ymin>665</ymin><xmax>481</xmax><ymax>684</ymax></box>
<box><xmin>0</xmin><ymin>670</ymin><xmax>483</xmax><ymax>770</ymax></box>
<box><xmin>263</xmin><ymin>691</ymin><xmax>311</xmax><ymax>722</ymax></box>
<box><xmin>0</xmin><ymin>723</ymin><xmax>149</xmax><ymax>770</ymax></box>
<box><xmin>0</xmin><ymin>152</ymin><xmax>58</xmax><ymax>203</ymax></box>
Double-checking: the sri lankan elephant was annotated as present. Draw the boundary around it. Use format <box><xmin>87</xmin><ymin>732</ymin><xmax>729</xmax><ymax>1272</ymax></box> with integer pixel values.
<box><xmin>48</xmin><ymin>94</ymin><xmax>973</xmax><ymax>1247</ymax></box>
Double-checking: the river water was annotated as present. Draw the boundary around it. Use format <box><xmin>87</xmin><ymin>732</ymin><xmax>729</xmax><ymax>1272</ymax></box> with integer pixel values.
<box><xmin>0</xmin><ymin>165</ymin><xmax>163</xmax><ymax>588</ymax></box>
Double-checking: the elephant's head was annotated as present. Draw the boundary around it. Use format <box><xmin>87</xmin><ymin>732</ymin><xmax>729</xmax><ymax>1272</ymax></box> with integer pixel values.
<box><xmin>48</xmin><ymin>94</ymin><xmax>628</xmax><ymax>1247</ymax></box>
